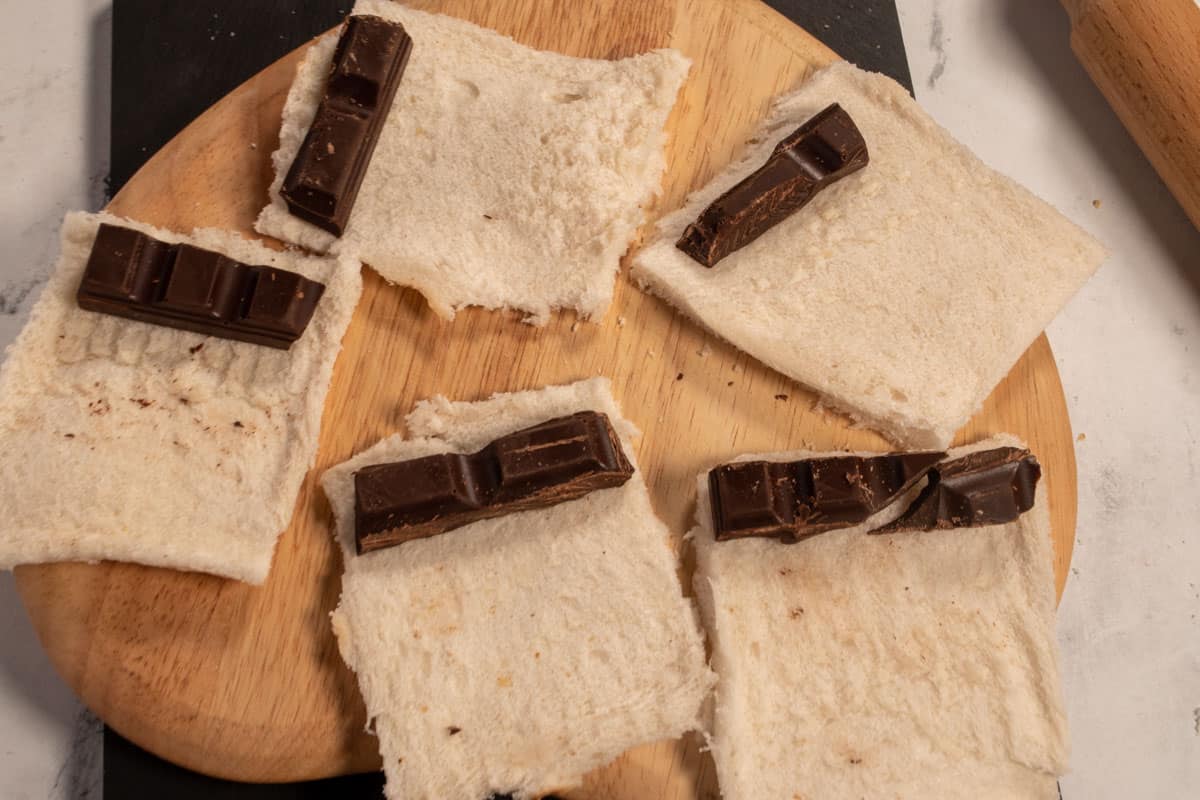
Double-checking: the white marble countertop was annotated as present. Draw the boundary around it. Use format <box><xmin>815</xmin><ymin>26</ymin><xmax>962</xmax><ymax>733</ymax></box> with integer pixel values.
<box><xmin>1</xmin><ymin>1</ymin><xmax>1197</xmax><ymax>797</ymax></box>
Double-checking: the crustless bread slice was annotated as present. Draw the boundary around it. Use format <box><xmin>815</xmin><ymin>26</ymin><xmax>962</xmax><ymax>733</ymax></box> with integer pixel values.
<box><xmin>258</xmin><ymin>0</ymin><xmax>690</xmax><ymax>325</ymax></box>
<box><xmin>633</xmin><ymin>62</ymin><xmax>1105</xmax><ymax>448</ymax></box>
<box><xmin>0</xmin><ymin>212</ymin><xmax>361</xmax><ymax>583</ymax></box>
<box><xmin>692</xmin><ymin>436</ymin><xmax>1068</xmax><ymax>799</ymax></box>
<box><xmin>322</xmin><ymin>378</ymin><xmax>713</xmax><ymax>800</ymax></box>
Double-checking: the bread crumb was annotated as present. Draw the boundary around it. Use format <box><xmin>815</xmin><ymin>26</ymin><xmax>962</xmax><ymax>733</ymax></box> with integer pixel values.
<box><xmin>571</xmin><ymin>321</ymin><xmax>579</xmax><ymax>332</ymax></box>
<box><xmin>616</xmin><ymin>315</ymin><xmax>626</xmax><ymax>327</ymax></box>
<box><xmin>1092</xmin><ymin>199</ymin><xmax>1102</xmax><ymax>208</ymax></box>
<box><xmin>1076</xmin><ymin>432</ymin><xmax>1086</xmax><ymax>442</ymax></box>
<box><xmin>249</xmin><ymin>142</ymin><xmax>257</xmax><ymax>150</ymax></box>
<box><xmin>698</xmin><ymin>343</ymin><xmax>712</xmax><ymax>357</ymax></box>
<box><xmin>326</xmin><ymin>142</ymin><xmax>336</xmax><ymax>155</ymax></box>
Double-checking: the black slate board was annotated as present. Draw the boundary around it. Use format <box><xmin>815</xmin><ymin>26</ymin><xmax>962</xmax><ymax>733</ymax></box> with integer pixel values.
<box><xmin>104</xmin><ymin>2</ymin><xmax>910</xmax><ymax>797</ymax></box>
<box><xmin>109</xmin><ymin>1</ymin><xmax>349</xmax><ymax>193</ymax></box>
<box><xmin>104</xmin><ymin>730</ymin><xmax>385</xmax><ymax>799</ymax></box>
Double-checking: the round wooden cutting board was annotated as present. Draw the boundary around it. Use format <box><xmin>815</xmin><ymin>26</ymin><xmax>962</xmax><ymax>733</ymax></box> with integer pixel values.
<box><xmin>13</xmin><ymin>0</ymin><xmax>1077</xmax><ymax>793</ymax></box>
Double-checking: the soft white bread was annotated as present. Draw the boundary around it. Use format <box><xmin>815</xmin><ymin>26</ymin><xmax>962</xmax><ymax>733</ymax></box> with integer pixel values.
<box><xmin>0</xmin><ymin>211</ymin><xmax>362</xmax><ymax>583</ymax></box>
<box><xmin>322</xmin><ymin>378</ymin><xmax>713</xmax><ymax>800</ymax></box>
<box><xmin>257</xmin><ymin>0</ymin><xmax>690</xmax><ymax>325</ymax></box>
<box><xmin>633</xmin><ymin>62</ymin><xmax>1105</xmax><ymax>448</ymax></box>
<box><xmin>692</xmin><ymin>435</ymin><xmax>1068</xmax><ymax>800</ymax></box>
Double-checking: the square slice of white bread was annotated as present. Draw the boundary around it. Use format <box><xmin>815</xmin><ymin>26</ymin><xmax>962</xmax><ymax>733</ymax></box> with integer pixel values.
<box><xmin>633</xmin><ymin>61</ymin><xmax>1106</xmax><ymax>448</ymax></box>
<box><xmin>0</xmin><ymin>211</ymin><xmax>362</xmax><ymax>583</ymax></box>
<box><xmin>322</xmin><ymin>377</ymin><xmax>713</xmax><ymax>800</ymax></box>
<box><xmin>256</xmin><ymin>0</ymin><xmax>690</xmax><ymax>325</ymax></box>
<box><xmin>692</xmin><ymin>435</ymin><xmax>1068</xmax><ymax>800</ymax></box>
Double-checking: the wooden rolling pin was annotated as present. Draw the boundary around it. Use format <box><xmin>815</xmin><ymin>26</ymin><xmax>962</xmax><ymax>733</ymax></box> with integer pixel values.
<box><xmin>1060</xmin><ymin>0</ymin><xmax>1200</xmax><ymax>229</ymax></box>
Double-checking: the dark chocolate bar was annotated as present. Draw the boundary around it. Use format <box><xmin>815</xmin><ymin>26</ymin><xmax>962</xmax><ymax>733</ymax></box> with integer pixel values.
<box><xmin>709</xmin><ymin>451</ymin><xmax>944</xmax><ymax>542</ymax></box>
<box><xmin>280</xmin><ymin>15</ymin><xmax>412</xmax><ymax>236</ymax></box>
<box><xmin>354</xmin><ymin>411</ymin><xmax>635</xmax><ymax>554</ymax></box>
<box><xmin>872</xmin><ymin>447</ymin><xmax>1041</xmax><ymax>533</ymax></box>
<box><xmin>676</xmin><ymin>103</ymin><xmax>869</xmax><ymax>267</ymax></box>
<box><xmin>76</xmin><ymin>223</ymin><xmax>325</xmax><ymax>349</ymax></box>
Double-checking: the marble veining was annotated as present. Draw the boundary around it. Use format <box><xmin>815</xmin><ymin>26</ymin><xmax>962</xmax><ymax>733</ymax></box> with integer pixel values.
<box><xmin>925</xmin><ymin>0</ymin><xmax>948</xmax><ymax>88</ymax></box>
<box><xmin>0</xmin><ymin>275</ymin><xmax>47</xmax><ymax>316</ymax></box>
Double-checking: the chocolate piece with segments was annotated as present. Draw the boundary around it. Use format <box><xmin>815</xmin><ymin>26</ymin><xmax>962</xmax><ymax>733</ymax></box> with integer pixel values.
<box><xmin>354</xmin><ymin>411</ymin><xmax>634</xmax><ymax>554</ymax></box>
<box><xmin>280</xmin><ymin>15</ymin><xmax>413</xmax><ymax>236</ymax></box>
<box><xmin>676</xmin><ymin>103</ymin><xmax>870</xmax><ymax>267</ymax></box>
<box><xmin>709</xmin><ymin>451</ymin><xmax>944</xmax><ymax>542</ymax></box>
<box><xmin>871</xmin><ymin>447</ymin><xmax>1041</xmax><ymax>533</ymax></box>
<box><xmin>77</xmin><ymin>223</ymin><xmax>325</xmax><ymax>349</ymax></box>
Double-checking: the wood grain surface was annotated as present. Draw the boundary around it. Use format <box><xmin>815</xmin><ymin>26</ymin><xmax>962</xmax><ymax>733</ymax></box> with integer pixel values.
<box><xmin>14</xmin><ymin>0</ymin><xmax>1078</xmax><ymax>792</ymax></box>
<box><xmin>1061</xmin><ymin>0</ymin><xmax>1200</xmax><ymax>230</ymax></box>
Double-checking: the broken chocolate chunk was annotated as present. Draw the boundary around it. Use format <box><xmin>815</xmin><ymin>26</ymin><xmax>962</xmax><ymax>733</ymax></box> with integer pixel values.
<box><xmin>677</xmin><ymin>103</ymin><xmax>869</xmax><ymax>267</ymax></box>
<box><xmin>709</xmin><ymin>451</ymin><xmax>944</xmax><ymax>542</ymax></box>
<box><xmin>354</xmin><ymin>411</ymin><xmax>634</xmax><ymax>554</ymax></box>
<box><xmin>281</xmin><ymin>15</ymin><xmax>413</xmax><ymax>235</ymax></box>
<box><xmin>77</xmin><ymin>224</ymin><xmax>325</xmax><ymax>349</ymax></box>
<box><xmin>872</xmin><ymin>447</ymin><xmax>1041</xmax><ymax>533</ymax></box>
